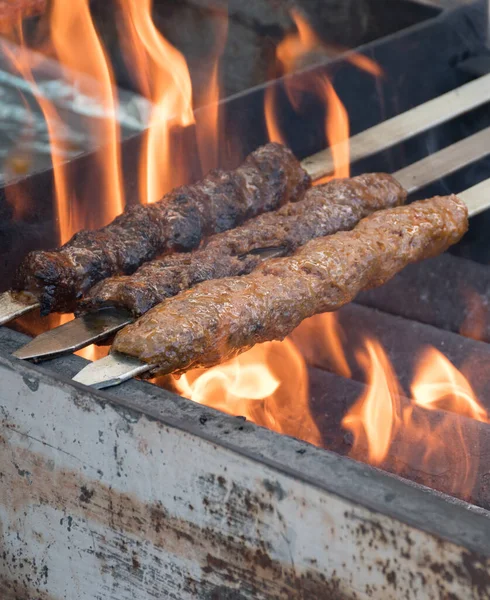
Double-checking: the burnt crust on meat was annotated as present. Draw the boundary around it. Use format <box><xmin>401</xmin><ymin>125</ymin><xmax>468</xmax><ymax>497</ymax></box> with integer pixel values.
<box><xmin>112</xmin><ymin>195</ymin><xmax>468</xmax><ymax>376</ymax></box>
<box><xmin>12</xmin><ymin>143</ymin><xmax>311</xmax><ymax>314</ymax></box>
<box><xmin>80</xmin><ymin>173</ymin><xmax>406</xmax><ymax>317</ymax></box>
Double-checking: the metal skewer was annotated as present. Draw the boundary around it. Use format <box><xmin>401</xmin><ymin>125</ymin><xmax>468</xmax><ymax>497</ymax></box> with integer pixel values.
<box><xmin>0</xmin><ymin>292</ymin><xmax>40</xmax><ymax>326</ymax></box>
<box><xmin>73</xmin><ymin>352</ymin><xmax>154</xmax><ymax>389</ymax></box>
<box><xmin>72</xmin><ymin>175</ymin><xmax>490</xmax><ymax>390</ymax></box>
<box><xmin>2</xmin><ymin>74</ymin><xmax>490</xmax><ymax>329</ymax></box>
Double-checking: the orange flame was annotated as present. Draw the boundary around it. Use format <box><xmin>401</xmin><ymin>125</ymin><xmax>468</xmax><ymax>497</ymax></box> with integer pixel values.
<box><xmin>3</xmin><ymin>1</ymin><xmax>125</xmax><ymax>243</ymax></box>
<box><xmin>117</xmin><ymin>0</ymin><xmax>196</xmax><ymax>203</ymax></box>
<box><xmin>193</xmin><ymin>9</ymin><xmax>228</xmax><ymax>175</ymax></box>
<box><xmin>342</xmin><ymin>338</ymin><xmax>401</xmax><ymax>464</ymax></box>
<box><xmin>342</xmin><ymin>338</ymin><xmax>487</xmax><ymax>499</ymax></box>
<box><xmin>265</xmin><ymin>9</ymin><xmax>381</xmax><ymax>181</ymax></box>
<box><xmin>174</xmin><ymin>339</ymin><xmax>322</xmax><ymax>446</ymax></box>
<box><xmin>49</xmin><ymin>0</ymin><xmax>125</xmax><ymax>238</ymax></box>
<box><xmin>290</xmin><ymin>312</ymin><xmax>351</xmax><ymax>378</ymax></box>
<box><xmin>411</xmin><ymin>348</ymin><xmax>487</xmax><ymax>423</ymax></box>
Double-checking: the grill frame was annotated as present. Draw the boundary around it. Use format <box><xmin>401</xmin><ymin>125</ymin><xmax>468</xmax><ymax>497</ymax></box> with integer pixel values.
<box><xmin>1</xmin><ymin>325</ymin><xmax>490</xmax><ymax>599</ymax></box>
<box><xmin>1</xmin><ymin>1</ymin><xmax>490</xmax><ymax>597</ymax></box>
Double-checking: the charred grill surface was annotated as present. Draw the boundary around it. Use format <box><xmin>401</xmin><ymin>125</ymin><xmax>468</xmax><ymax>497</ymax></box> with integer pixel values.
<box><xmin>112</xmin><ymin>195</ymin><xmax>468</xmax><ymax>376</ymax></box>
<box><xmin>80</xmin><ymin>173</ymin><xmax>406</xmax><ymax>317</ymax></box>
<box><xmin>13</xmin><ymin>143</ymin><xmax>310</xmax><ymax>315</ymax></box>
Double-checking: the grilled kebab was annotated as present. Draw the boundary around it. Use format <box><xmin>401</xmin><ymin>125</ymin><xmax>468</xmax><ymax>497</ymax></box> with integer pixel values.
<box><xmin>80</xmin><ymin>173</ymin><xmax>406</xmax><ymax>317</ymax></box>
<box><xmin>109</xmin><ymin>194</ymin><xmax>467</xmax><ymax>378</ymax></box>
<box><xmin>12</xmin><ymin>143</ymin><xmax>310</xmax><ymax>315</ymax></box>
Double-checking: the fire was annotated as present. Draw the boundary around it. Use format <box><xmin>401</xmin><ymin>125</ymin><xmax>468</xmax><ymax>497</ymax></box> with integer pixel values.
<box><xmin>342</xmin><ymin>338</ymin><xmax>487</xmax><ymax>499</ymax></box>
<box><xmin>342</xmin><ymin>338</ymin><xmax>401</xmax><ymax>464</ymax></box>
<box><xmin>290</xmin><ymin>312</ymin><xmax>351</xmax><ymax>378</ymax></box>
<box><xmin>48</xmin><ymin>0</ymin><xmax>125</xmax><ymax>239</ymax></box>
<box><xmin>193</xmin><ymin>8</ymin><xmax>229</xmax><ymax>175</ymax></box>
<box><xmin>265</xmin><ymin>9</ymin><xmax>381</xmax><ymax>181</ymax></box>
<box><xmin>3</xmin><ymin>0</ymin><xmax>125</xmax><ymax>243</ymax></box>
<box><xmin>411</xmin><ymin>347</ymin><xmax>487</xmax><ymax>422</ymax></box>
<box><xmin>173</xmin><ymin>339</ymin><xmax>322</xmax><ymax>446</ymax></box>
<box><xmin>117</xmin><ymin>0</ymin><xmax>195</xmax><ymax>203</ymax></box>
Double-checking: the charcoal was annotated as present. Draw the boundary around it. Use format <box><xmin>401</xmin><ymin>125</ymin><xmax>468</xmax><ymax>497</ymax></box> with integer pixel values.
<box><xmin>357</xmin><ymin>253</ymin><xmax>490</xmax><ymax>343</ymax></box>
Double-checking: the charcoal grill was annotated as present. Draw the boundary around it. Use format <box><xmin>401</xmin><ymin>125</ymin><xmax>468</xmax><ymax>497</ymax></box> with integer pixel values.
<box><xmin>3</xmin><ymin>1</ymin><xmax>490</xmax><ymax>598</ymax></box>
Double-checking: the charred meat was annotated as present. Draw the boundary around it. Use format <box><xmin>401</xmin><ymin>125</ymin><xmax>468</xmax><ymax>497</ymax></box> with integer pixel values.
<box><xmin>12</xmin><ymin>143</ymin><xmax>310</xmax><ymax>315</ymax></box>
<box><xmin>112</xmin><ymin>195</ymin><xmax>468</xmax><ymax>376</ymax></box>
<box><xmin>80</xmin><ymin>173</ymin><xmax>406</xmax><ymax>316</ymax></box>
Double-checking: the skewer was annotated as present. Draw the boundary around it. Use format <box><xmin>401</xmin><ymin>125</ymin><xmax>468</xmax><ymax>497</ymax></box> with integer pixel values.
<box><xmin>302</xmin><ymin>73</ymin><xmax>490</xmax><ymax>179</ymax></box>
<box><xmin>0</xmin><ymin>293</ymin><xmax>39</xmax><ymax>326</ymax></box>
<box><xmin>3</xmin><ymin>74</ymin><xmax>490</xmax><ymax>331</ymax></box>
<box><xmin>12</xmin><ymin>128</ymin><xmax>490</xmax><ymax>362</ymax></box>
<box><xmin>393</xmin><ymin>127</ymin><xmax>490</xmax><ymax>194</ymax></box>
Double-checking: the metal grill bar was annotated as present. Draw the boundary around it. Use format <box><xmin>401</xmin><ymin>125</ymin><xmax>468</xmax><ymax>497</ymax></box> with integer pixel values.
<box><xmin>394</xmin><ymin>127</ymin><xmax>490</xmax><ymax>195</ymax></box>
<box><xmin>459</xmin><ymin>177</ymin><xmax>490</xmax><ymax>216</ymax></box>
<box><xmin>302</xmin><ymin>74</ymin><xmax>490</xmax><ymax>180</ymax></box>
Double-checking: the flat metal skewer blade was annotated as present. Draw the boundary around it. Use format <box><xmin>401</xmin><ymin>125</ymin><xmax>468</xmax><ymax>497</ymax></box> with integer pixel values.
<box><xmin>73</xmin><ymin>352</ymin><xmax>152</xmax><ymax>389</ymax></box>
<box><xmin>393</xmin><ymin>126</ymin><xmax>490</xmax><ymax>194</ymax></box>
<box><xmin>13</xmin><ymin>308</ymin><xmax>133</xmax><ymax>361</ymax></box>
<box><xmin>459</xmin><ymin>177</ymin><xmax>490</xmax><ymax>217</ymax></box>
<box><xmin>0</xmin><ymin>291</ymin><xmax>39</xmax><ymax>326</ymax></box>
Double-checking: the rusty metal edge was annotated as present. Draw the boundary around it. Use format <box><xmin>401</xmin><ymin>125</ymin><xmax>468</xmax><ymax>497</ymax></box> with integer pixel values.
<box><xmin>2</xmin><ymin>325</ymin><xmax>490</xmax><ymax>558</ymax></box>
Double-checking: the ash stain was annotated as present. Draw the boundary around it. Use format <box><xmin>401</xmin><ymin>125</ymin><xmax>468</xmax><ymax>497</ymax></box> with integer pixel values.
<box><xmin>40</xmin><ymin>565</ymin><xmax>48</xmax><ymax>583</ymax></box>
<box><xmin>79</xmin><ymin>486</ymin><xmax>95</xmax><ymax>504</ymax></box>
<box><xmin>262</xmin><ymin>478</ymin><xmax>286</xmax><ymax>501</ymax></box>
<box><xmin>13</xmin><ymin>463</ymin><xmax>30</xmax><ymax>479</ymax></box>
<box><xmin>4</xmin><ymin>444</ymin><xmax>485</xmax><ymax>599</ymax></box>
<box><xmin>2</xmin><ymin>444</ymin><xmax>355</xmax><ymax>598</ymax></box>
<box><xmin>132</xmin><ymin>552</ymin><xmax>141</xmax><ymax>570</ymax></box>
<box><xmin>461</xmin><ymin>551</ymin><xmax>490</xmax><ymax>594</ymax></box>
<box><xmin>22</xmin><ymin>376</ymin><xmax>39</xmax><ymax>392</ymax></box>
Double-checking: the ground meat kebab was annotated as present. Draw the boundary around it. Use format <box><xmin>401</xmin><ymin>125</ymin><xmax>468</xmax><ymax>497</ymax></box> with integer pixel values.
<box><xmin>112</xmin><ymin>194</ymin><xmax>468</xmax><ymax>376</ymax></box>
<box><xmin>80</xmin><ymin>173</ymin><xmax>406</xmax><ymax>316</ymax></box>
<box><xmin>13</xmin><ymin>143</ymin><xmax>310</xmax><ymax>314</ymax></box>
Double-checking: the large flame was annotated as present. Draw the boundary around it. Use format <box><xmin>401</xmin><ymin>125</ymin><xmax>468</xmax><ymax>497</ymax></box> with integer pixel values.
<box><xmin>117</xmin><ymin>0</ymin><xmax>227</xmax><ymax>202</ymax></box>
<box><xmin>342</xmin><ymin>338</ymin><xmax>487</xmax><ymax>499</ymax></box>
<box><xmin>48</xmin><ymin>0</ymin><xmax>125</xmax><ymax>238</ymax></box>
<box><xmin>4</xmin><ymin>0</ymin><xmax>125</xmax><ymax>243</ymax></box>
<box><xmin>174</xmin><ymin>339</ymin><xmax>322</xmax><ymax>445</ymax></box>
<box><xmin>265</xmin><ymin>9</ymin><xmax>381</xmax><ymax>181</ymax></box>
<box><xmin>117</xmin><ymin>0</ymin><xmax>195</xmax><ymax>203</ymax></box>
<box><xmin>342</xmin><ymin>338</ymin><xmax>401</xmax><ymax>464</ymax></box>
